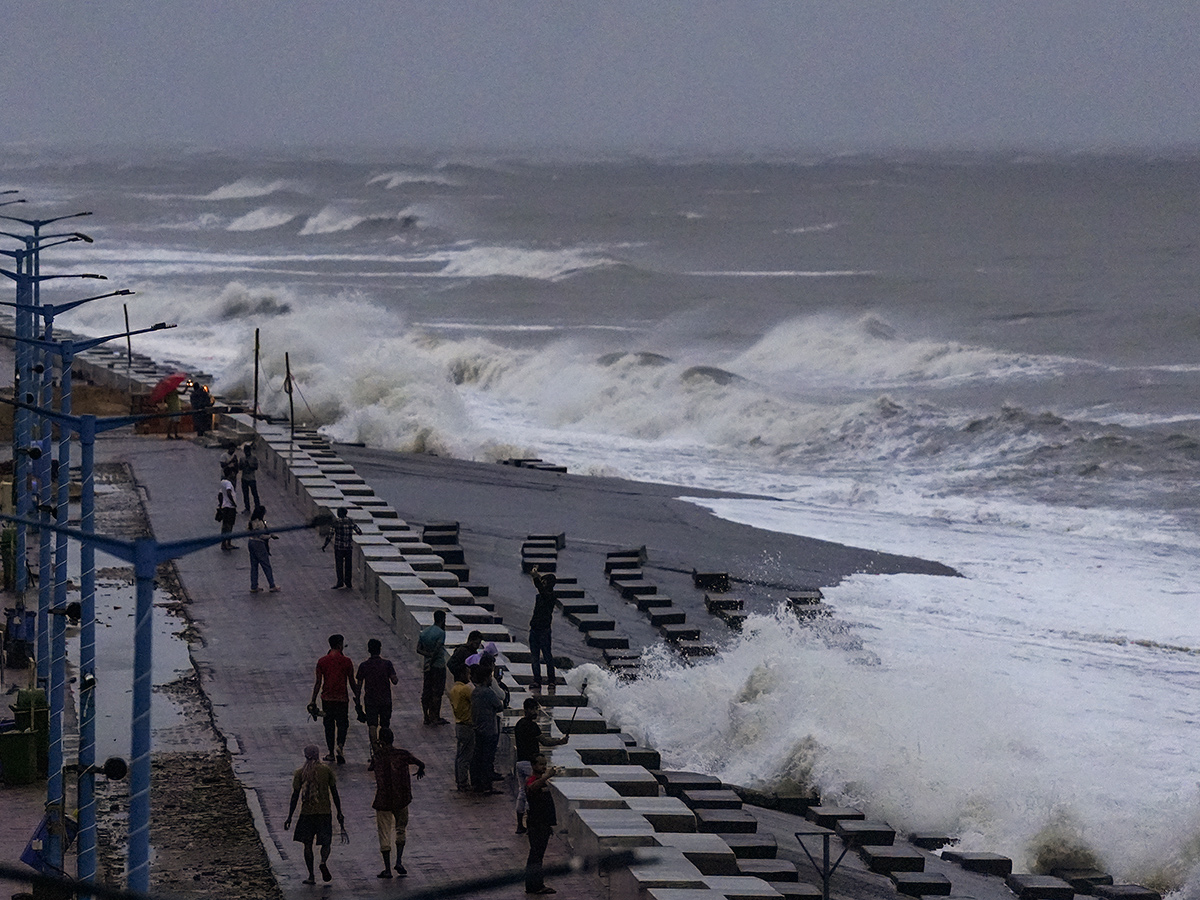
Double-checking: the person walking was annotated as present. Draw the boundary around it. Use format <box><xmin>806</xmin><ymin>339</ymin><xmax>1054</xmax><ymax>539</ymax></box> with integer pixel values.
<box><xmin>310</xmin><ymin>634</ymin><xmax>360</xmax><ymax>764</ymax></box>
<box><xmin>240</xmin><ymin>442</ymin><xmax>261</xmax><ymax>512</ymax></box>
<box><xmin>357</xmin><ymin>638</ymin><xmax>398</xmax><ymax>757</ymax></box>
<box><xmin>416</xmin><ymin>609</ymin><xmax>448</xmax><ymax>725</ymax></box>
<box><xmin>469</xmin><ymin>655</ymin><xmax>508</xmax><ymax>794</ymax></box>
<box><xmin>528</xmin><ymin>566</ymin><xmax>557</xmax><ymax>691</ymax></box>
<box><xmin>322</xmin><ymin>507</ymin><xmax>362</xmax><ymax>590</ymax></box>
<box><xmin>217</xmin><ymin>476</ymin><xmax>238</xmax><ymax>551</ymax></box>
<box><xmin>247</xmin><ymin>504</ymin><xmax>279</xmax><ymax>592</ymax></box>
<box><xmin>283</xmin><ymin>745</ymin><xmax>345</xmax><ymax>885</ymax></box>
<box><xmin>524</xmin><ymin>755</ymin><xmax>559</xmax><ymax>894</ymax></box>
<box><xmin>369</xmin><ymin>727</ymin><xmax>425</xmax><ymax>878</ymax></box>
<box><xmin>514</xmin><ymin>697</ymin><xmax>567</xmax><ymax>834</ymax></box>
<box><xmin>448</xmin><ymin>666</ymin><xmax>474</xmax><ymax>792</ymax></box>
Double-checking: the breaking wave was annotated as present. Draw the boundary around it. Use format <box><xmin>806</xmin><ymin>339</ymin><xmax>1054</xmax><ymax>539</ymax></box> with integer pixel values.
<box><xmin>227</xmin><ymin>207</ymin><xmax>298</xmax><ymax>231</ymax></box>
<box><xmin>202</xmin><ymin>177</ymin><xmax>296</xmax><ymax>201</ymax></box>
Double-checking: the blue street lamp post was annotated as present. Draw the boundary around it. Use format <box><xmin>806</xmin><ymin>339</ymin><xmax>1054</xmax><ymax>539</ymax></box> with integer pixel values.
<box><xmin>0</xmin><ymin>268</ymin><xmax>104</xmax><ymax>701</ymax></box>
<box><xmin>0</xmin><ymin>512</ymin><xmax>330</xmax><ymax>895</ymax></box>
<box><xmin>5</xmin><ymin>318</ymin><xmax>164</xmax><ymax>883</ymax></box>
<box><xmin>0</xmin><ymin>211</ymin><xmax>93</xmax><ymax>596</ymax></box>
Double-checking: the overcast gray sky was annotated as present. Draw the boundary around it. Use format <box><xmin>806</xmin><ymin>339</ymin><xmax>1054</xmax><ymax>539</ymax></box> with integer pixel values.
<box><xmin>3</xmin><ymin>1</ymin><xmax>1197</xmax><ymax>153</ymax></box>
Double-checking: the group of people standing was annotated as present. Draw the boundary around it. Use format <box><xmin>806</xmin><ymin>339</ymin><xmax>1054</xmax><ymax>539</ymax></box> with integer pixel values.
<box><xmin>295</xmin><ymin>610</ymin><xmax>567</xmax><ymax>893</ymax></box>
<box><xmin>215</xmin><ymin>443</ymin><xmax>278</xmax><ymax>592</ymax></box>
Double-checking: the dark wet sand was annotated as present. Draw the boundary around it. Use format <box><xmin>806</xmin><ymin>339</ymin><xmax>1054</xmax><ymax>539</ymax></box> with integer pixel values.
<box><xmin>337</xmin><ymin>445</ymin><xmax>959</xmax><ymax>661</ymax></box>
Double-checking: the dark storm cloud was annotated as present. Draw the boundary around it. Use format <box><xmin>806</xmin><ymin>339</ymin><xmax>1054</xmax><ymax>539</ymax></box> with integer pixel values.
<box><xmin>2</xmin><ymin>1</ymin><xmax>1196</xmax><ymax>151</ymax></box>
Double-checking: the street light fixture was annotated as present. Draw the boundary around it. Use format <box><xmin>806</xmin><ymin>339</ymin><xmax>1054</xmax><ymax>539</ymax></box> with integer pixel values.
<box><xmin>0</xmin><ymin>510</ymin><xmax>332</xmax><ymax>895</ymax></box>
<box><xmin>5</xmin><ymin>320</ymin><xmax>172</xmax><ymax>887</ymax></box>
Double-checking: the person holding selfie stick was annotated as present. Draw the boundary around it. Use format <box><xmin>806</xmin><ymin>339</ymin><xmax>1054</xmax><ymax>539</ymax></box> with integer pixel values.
<box><xmin>524</xmin><ymin>755</ymin><xmax>560</xmax><ymax>894</ymax></box>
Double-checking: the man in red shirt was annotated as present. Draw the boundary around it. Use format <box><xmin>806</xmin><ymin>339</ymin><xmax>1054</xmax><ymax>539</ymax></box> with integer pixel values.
<box><xmin>310</xmin><ymin>634</ymin><xmax>360</xmax><ymax>764</ymax></box>
<box><xmin>370</xmin><ymin>727</ymin><xmax>425</xmax><ymax>878</ymax></box>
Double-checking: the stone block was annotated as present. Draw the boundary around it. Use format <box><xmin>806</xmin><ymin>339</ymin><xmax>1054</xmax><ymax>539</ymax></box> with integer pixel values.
<box><xmin>835</xmin><ymin>820</ymin><xmax>895</xmax><ymax>846</ymax></box>
<box><xmin>908</xmin><ymin>832</ymin><xmax>954</xmax><ymax>851</ymax></box>
<box><xmin>702</xmin><ymin>877</ymin><xmax>785</xmax><ymax>899</ymax></box>
<box><xmin>772</xmin><ymin>885</ymin><xmax>822</xmax><ymax>900</ymax></box>
<box><xmin>569</xmin><ymin>808</ymin><xmax>659</xmax><ymax>861</ymax></box>
<box><xmin>648</xmin><ymin>891</ymin><xmax>731</xmax><ymax>900</ymax></box>
<box><xmin>430</xmin><ymin>544</ymin><xmax>466</xmax><ymax>565</ymax></box>
<box><xmin>860</xmin><ymin>845</ymin><xmax>925</xmax><ymax>874</ymax></box>
<box><xmin>620</xmin><ymin>580</ymin><xmax>659</xmax><ymax>599</ymax></box>
<box><xmin>637</xmin><ymin>594</ymin><xmax>674</xmax><ymax>611</ymax></box>
<box><xmin>1094</xmin><ymin>886</ymin><xmax>1161</xmax><ymax>900</ymax></box>
<box><xmin>682</xmin><ymin>789</ymin><xmax>743</xmax><ymax>810</ymax></box>
<box><xmin>942</xmin><ymin>851</ymin><xmax>1012</xmax><ymax>877</ymax></box>
<box><xmin>571</xmin><ymin>613</ymin><xmax>616</xmax><ymax>632</ymax></box>
<box><xmin>610</xmin><ymin>850</ymin><xmax>707</xmax><ymax>900</ymax></box>
<box><xmin>676</xmin><ymin>641</ymin><xmax>717</xmax><ymax>658</ymax></box>
<box><xmin>405</xmin><ymin>553</ymin><xmax>447</xmax><ymax>571</ymax></box>
<box><xmin>696</xmin><ymin>808</ymin><xmax>758</xmax><ymax>834</ymax></box>
<box><xmin>1005</xmin><ymin>875</ymin><xmax>1075</xmax><ymax>900</ymax></box>
<box><xmin>719</xmin><ymin>833</ymin><xmax>777</xmax><ymax>859</ymax></box>
<box><xmin>661</xmin><ymin>623</ymin><xmax>701</xmax><ymax>642</ymax></box>
<box><xmin>649</xmin><ymin>608</ymin><xmax>687</xmax><ymax>626</ymax></box>
<box><xmin>736</xmin><ymin>859</ymin><xmax>798</xmax><ymax>882</ymax></box>
<box><xmin>418</xmin><ymin>571</ymin><xmax>461</xmax><ymax>589</ymax></box>
<box><xmin>550</xmin><ymin>777</ymin><xmax>626</xmax><ymax>824</ymax></box>
<box><xmin>586</xmin><ymin>764</ymin><xmax>662</xmax><ymax>796</ymax></box>
<box><xmin>560</xmin><ymin>599</ymin><xmax>600</xmax><ymax>616</ymax></box>
<box><xmin>433</xmin><ymin>586</ymin><xmax>478</xmax><ymax>606</ymax></box>
<box><xmin>562</xmin><ymin>732</ymin><xmax>630</xmax><ymax>764</ymax></box>
<box><xmin>551</xmin><ymin>706</ymin><xmax>608</xmax><ymax>735</ymax></box>
<box><xmin>1051</xmin><ymin>870</ymin><xmax>1114</xmax><ymax>893</ymax></box>
<box><xmin>650</xmin><ymin>834</ymin><xmax>740</xmax><ymax>876</ymax></box>
<box><xmin>655</xmin><ymin>770</ymin><xmax>723</xmax><ymax>797</ymax></box>
<box><xmin>586</xmin><ymin>634</ymin><xmax>630</xmax><ymax>650</ymax></box>
<box><xmin>529</xmin><ymin>531</ymin><xmax>566</xmax><ymax>549</ymax></box>
<box><xmin>627</xmin><ymin>747</ymin><xmax>662</xmax><ymax>769</ymax></box>
<box><xmin>804</xmin><ymin>806</ymin><xmax>864</xmax><ymax>829</ymax></box>
<box><xmin>624</xmin><ymin>796</ymin><xmax>698</xmax><ymax>832</ymax></box>
<box><xmin>892</xmin><ymin>872</ymin><xmax>953</xmax><ymax>896</ymax></box>
<box><xmin>609</xmin><ymin>568</ymin><xmax>643</xmax><ymax>585</ymax></box>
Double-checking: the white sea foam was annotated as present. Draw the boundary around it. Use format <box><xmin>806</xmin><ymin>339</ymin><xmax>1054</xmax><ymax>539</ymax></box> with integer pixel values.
<box><xmin>685</xmin><ymin>269</ymin><xmax>874</xmax><ymax>277</ymax></box>
<box><xmin>368</xmin><ymin>170</ymin><xmax>459</xmax><ymax>189</ymax></box>
<box><xmin>226</xmin><ymin>207</ymin><xmax>298</xmax><ymax>232</ymax></box>
<box><xmin>202</xmin><ymin>177</ymin><xmax>296</xmax><ymax>201</ymax></box>
<box><xmin>580</xmin><ymin>494</ymin><xmax>1200</xmax><ymax>885</ymax></box>
<box><xmin>412</xmin><ymin>245</ymin><xmax>614</xmax><ymax>280</ymax></box>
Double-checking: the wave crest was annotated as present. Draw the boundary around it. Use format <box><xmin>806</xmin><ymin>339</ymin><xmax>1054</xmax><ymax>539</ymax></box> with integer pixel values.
<box><xmin>202</xmin><ymin>177</ymin><xmax>295</xmax><ymax>201</ymax></box>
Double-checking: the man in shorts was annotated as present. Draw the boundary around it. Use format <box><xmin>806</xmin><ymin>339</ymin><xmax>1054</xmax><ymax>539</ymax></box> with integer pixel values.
<box><xmin>357</xmin><ymin>638</ymin><xmax>399</xmax><ymax>759</ymax></box>
<box><xmin>284</xmin><ymin>745</ymin><xmax>346</xmax><ymax>884</ymax></box>
<box><xmin>310</xmin><ymin>634</ymin><xmax>359</xmax><ymax>764</ymax></box>
<box><xmin>370</xmin><ymin>727</ymin><xmax>425</xmax><ymax>878</ymax></box>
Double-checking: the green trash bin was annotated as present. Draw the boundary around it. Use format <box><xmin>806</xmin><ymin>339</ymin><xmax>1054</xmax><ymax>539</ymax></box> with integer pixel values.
<box><xmin>13</xmin><ymin>688</ymin><xmax>49</xmax><ymax>778</ymax></box>
<box><xmin>0</xmin><ymin>728</ymin><xmax>38</xmax><ymax>785</ymax></box>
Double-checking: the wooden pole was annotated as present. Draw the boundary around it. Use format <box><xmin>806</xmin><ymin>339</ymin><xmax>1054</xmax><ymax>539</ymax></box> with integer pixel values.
<box><xmin>284</xmin><ymin>351</ymin><xmax>294</xmax><ymax>446</ymax></box>
<box><xmin>253</xmin><ymin>327</ymin><xmax>260</xmax><ymax>433</ymax></box>
<box><xmin>124</xmin><ymin>304</ymin><xmax>133</xmax><ymax>414</ymax></box>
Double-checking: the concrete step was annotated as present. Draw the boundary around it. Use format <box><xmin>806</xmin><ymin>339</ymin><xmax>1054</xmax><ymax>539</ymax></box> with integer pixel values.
<box><xmin>1005</xmin><ymin>875</ymin><xmax>1075</xmax><ymax>900</ymax></box>
<box><xmin>860</xmin><ymin>845</ymin><xmax>925</xmax><ymax>875</ymax></box>
<box><xmin>696</xmin><ymin>808</ymin><xmax>758</xmax><ymax>834</ymax></box>
<box><xmin>942</xmin><ymin>851</ymin><xmax>1012</xmax><ymax>877</ymax></box>
<box><xmin>892</xmin><ymin>872</ymin><xmax>953</xmax><ymax>897</ymax></box>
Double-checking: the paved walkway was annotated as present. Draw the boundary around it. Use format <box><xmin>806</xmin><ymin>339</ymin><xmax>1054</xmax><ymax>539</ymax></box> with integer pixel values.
<box><xmin>84</xmin><ymin>431</ymin><xmax>603</xmax><ymax>900</ymax></box>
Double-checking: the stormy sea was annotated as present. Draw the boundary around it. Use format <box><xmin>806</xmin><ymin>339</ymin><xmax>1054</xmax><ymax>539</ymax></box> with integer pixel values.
<box><xmin>5</xmin><ymin>145</ymin><xmax>1200</xmax><ymax>889</ymax></box>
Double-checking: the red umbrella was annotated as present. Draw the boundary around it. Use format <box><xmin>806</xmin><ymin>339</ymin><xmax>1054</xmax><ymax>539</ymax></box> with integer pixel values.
<box><xmin>148</xmin><ymin>371</ymin><xmax>188</xmax><ymax>405</ymax></box>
